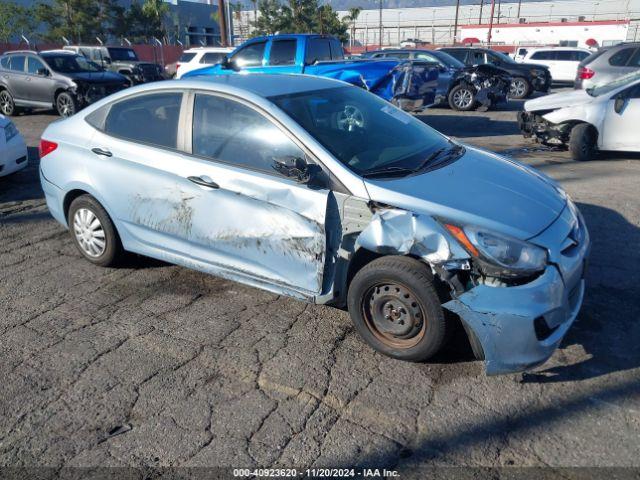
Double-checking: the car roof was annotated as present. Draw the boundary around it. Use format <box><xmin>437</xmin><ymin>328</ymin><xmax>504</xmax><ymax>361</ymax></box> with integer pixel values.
<box><xmin>526</xmin><ymin>46</ymin><xmax>590</xmax><ymax>51</ymax></box>
<box><xmin>41</xmin><ymin>49</ymin><xmax>76</xmax><ymax>55</ymax></box>
<box><xmin>185</xmin><ymin>47</ymin><xmax>232</xmax><ymax>52</ymax></box>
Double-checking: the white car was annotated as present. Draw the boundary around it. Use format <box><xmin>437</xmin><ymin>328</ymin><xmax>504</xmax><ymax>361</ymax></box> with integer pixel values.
<box><xmin>518</xmin><ymin>70</ymin><xmax>640</xmax><ymax>161</ymax></box>
<box><xmin>175</xmin><ymin>47</ymin><xmax>233</xmax><ymax>79</ymax></box>
<box><xmin>516</xmin><ymin>47</ymin><xmax>591</xmax><ymax>83</ymax></box>
<box><xmin>0</xmin><ymin>115</ymin><xmax>28</xmax><ymax>177</ymax></box>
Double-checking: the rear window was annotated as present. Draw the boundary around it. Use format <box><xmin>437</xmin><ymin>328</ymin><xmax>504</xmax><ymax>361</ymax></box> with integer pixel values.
<box><xmin>269</xmin><ymin>40</ymin><xmax>297</xmax><ymax>66</ymax></box>
<box><xmin>103</xmin><ymin>92</ymin><xmax>183</xmax><ymax>149</ymax></box>
<box><xmin>179</xmin><ymin>52</ymin><xmax>197</xmax><ymax>62</ymax></box>
<box><xmin>609</xmin><ymin>47</ymin><xmax>636</xmax><ymax>66</ymax></box>
<box><xmin>580</xmin><ymin>48</ymin><xmax>607</xmax><ymax>66</ymax></box>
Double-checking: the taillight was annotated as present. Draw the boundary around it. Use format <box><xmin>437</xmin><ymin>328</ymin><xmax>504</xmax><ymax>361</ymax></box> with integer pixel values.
<box><xmin>39</xmin><ymin>139</ymin><xmax>58</xmax><ymax>158</ymax></box>
<box><xmin>176</xmin><ymin>63</ymin><xmax>181</xmax><ymax>70</ymax></box>
<box><xmin>578</xmin><ymin>67</ymin><xmax>595</xmax><ymax>79</ymax></box>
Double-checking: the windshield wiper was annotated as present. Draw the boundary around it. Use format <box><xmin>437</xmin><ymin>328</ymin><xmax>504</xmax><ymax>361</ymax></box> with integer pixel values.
<box><xmin>361</xmin><ymin>166</ymin><xmax>418</xmax><ymax>178</ymax></box>
<box><xmin>417</xmin><ymin>143</ymin><xmax>465</xmax><ymax>171</ymax></box>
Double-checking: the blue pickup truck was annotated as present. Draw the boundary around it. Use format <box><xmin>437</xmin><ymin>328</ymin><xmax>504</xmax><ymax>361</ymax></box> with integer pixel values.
<box><xmin>183</xmin><ymin>34</ymin><xmax>447</xmax><ymax>111</ymax></box>
<box><xmin>183</xmin><ymin>34</ymin><xmax>512</xmax><ymax>111</ymax></box>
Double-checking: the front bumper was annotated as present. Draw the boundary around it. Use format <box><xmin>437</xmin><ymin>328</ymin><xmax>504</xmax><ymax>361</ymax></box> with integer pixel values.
<box><xmin>443</xmin><ymin>204</ymin><xmax>590</xmax><ymax>375</ymax></box>
<box><xmin>532</xmin><ymin>73</ymin><xmax>551</xmax><ymax>92</ymax></box>
<box><xmin>0</xmin><ymin>136</ymin><xmax>28</xmax><ymax>177</ymax></box>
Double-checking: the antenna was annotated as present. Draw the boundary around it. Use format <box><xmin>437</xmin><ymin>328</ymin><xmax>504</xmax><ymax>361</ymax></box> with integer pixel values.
<box><xmin>96</xmin><ymin>37</ymin><xmax>103</xmax><ymax>45</ymax></box>
<box><xmin>123</xmin><ymin>38</ymin><xmax>132</xmax><ymax>46</ymax></box>
<box><xmin>21</xmin><ymin>35</ymin><xmax>30</xmax><ymax>48</ymax></box>
<box><xmin>62</xmin><ymin>36</ymin><xmax>70</xmax><ymax>46</ymax></box>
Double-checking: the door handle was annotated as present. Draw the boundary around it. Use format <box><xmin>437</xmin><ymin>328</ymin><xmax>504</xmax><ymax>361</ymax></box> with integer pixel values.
<box><xmin>188</xmin><ymin>176</ymin><xmax>219</xmax><ymax>189</ymax></box>
<box><xmin>91</xmin><ymin>147</ymin><xmax>112</xmax><ymax>157</ymax></box>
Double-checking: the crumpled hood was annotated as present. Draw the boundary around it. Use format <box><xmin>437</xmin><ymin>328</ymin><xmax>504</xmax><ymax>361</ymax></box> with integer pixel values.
<box><xmin>363</xmin><ymin>145</ymin><xmax>566</xmax><ymax>240</ymax></box>
<box><xmin>67</xmin><ymin>71</ymin><xmax>127</xmax><ymax>84</ymax></box>
<box><xmin>524</xmin><ymin>89</ymin><xmax>593</xmax><ymax>112</ymax></box>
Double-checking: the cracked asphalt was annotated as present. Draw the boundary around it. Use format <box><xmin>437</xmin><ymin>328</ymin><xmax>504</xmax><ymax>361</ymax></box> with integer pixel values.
<box><xmin>1</xmin><ymin>94</ymin><xmax>639</xmax><ymax>476</ymax></box>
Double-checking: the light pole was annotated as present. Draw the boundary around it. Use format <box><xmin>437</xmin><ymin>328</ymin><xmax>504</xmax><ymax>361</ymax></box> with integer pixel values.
<box><xmin>487</xmin><ymin>0</ymin><xmax>496</xmax><ymax>45</ymax></box>
<box><xmin>453</xmin><ymin>0</ymin><xmax>460</xmax><ymax>45</ymax></box>
<box><xmin>479</xmin><ymin>0</ymin><xmax>484</xmax><ymax>24</ymax></box>
<box><xmin>378</xmin><ymin>0</ymin><xmax>383</xmax><ymax>48</ymax></box>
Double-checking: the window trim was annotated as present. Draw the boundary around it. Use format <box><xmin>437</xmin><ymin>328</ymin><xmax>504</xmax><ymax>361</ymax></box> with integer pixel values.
<box><xmin>86</xmin><ymin>89</ymin><xmax>188</xmax><ymax>153</ymax></box>
<box><xmin>185</xmin><ymin>89</ymin><xmax>349</xmax><ymax>193</ymax></box>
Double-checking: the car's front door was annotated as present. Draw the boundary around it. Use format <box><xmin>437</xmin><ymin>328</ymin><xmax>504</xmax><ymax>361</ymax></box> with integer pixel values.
<box><xmin>89</xmin><ymin>90</ymin><xmax>330</xmax><ymax>298</ymax></box>
<box><xmin>601</xmin><ymin>83</ymin><xmax>640</xmax><ymax>151</ymax></box>
<box><xmin>26</xmin><ymin>56</ymin><xmax>56</xmax><ymax>104</ymax></box>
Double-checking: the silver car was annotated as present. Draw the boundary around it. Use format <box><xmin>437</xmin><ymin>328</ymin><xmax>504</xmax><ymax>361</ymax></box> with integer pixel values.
<box><xmin>576</xmin><ymin>42</ymin><xmax>640</xmax><ymax>89</ymax></box>
<box><xmin>39</xmin><ymin>75</ymin><xmax>590</xmax><ymax>375</ymax></box>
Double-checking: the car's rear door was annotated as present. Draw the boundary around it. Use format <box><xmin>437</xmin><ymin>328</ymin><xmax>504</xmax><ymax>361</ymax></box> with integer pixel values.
<box><xmin>265</xmin><ymin>38</ymin><xmax>300</xmax><ymax>74</ymax></box>
<box><xmin>601</xmin><ymin>82</ymin><xmax>640</xmax><ymax>151</ymax></box>
<box><xmin>4</xmin><ymin>55</ymin><xmax>27</xmax><ymax>101</ymax></box>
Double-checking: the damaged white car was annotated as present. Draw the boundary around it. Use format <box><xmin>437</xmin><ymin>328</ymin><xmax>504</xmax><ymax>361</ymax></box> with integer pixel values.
<box><xmin>39</xmin><ymin>75</ymin><xmax>590</xmax><ymax>375</ymax></box>
<box><xmin>519</xmin><ymin>71</ymin><xmax>640</xmax><ymax>161</ymax></box>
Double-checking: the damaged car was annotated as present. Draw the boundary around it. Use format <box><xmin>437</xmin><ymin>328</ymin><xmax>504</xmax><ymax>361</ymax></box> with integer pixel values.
<box><xmin>519</xmin><ymin>70</ymin><xmax>640</xmax><ymax>161</ymax></box>
<box><xmin>360</xmin><ymin>49</ymin><xmax>512</xmax><ymax>111</ymax></box>
<box><xmin>39</xmin><ymin>75</ymin><xmax>590</xmax><ymax>375</ymax></box>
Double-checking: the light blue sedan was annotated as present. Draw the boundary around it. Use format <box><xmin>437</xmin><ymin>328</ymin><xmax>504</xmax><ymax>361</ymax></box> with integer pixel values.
<box><xmin>39</xmin><ymin>74</ymin><xmax>590</xmax><ymax>375</ymax></box>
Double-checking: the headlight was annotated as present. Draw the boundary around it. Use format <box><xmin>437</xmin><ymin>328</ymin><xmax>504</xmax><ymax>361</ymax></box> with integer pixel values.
<box><xmin>444</xmin><ymin>224</ymin><xmax>548</xmax><ymax>277</ymax></box>
<box><xmin>4</xmin><ymin>121</ymin><xmax>19</xmax><ymax>143</ymax></box>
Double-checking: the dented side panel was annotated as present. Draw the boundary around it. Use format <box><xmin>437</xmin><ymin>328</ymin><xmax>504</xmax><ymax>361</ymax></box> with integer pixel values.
<box><xmin>89</xmin><ymin>130</ymin><xmax>330</xmax><ymax>299</ymax></box>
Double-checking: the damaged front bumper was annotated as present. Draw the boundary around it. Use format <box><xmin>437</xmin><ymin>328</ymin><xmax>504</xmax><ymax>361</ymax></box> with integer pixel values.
<box><xmin>518</xmin><ymin>110</ymin><xmax>569</xmax><ymax>144</ymax></box>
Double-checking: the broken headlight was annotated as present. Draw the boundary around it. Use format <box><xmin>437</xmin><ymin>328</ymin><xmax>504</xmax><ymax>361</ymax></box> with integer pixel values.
<box><xmin>445</xmin><ymin>224</ymin><xmax>547</xmax><ymax>278</ymax></box>
<box><xmin>4</xmin><ymin>121</ymin><xmax>18</xmax><ymax>143</ymax></box>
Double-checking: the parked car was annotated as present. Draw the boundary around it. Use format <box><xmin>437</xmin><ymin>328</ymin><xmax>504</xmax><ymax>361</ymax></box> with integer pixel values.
<box><xmin>519</xmin><ymin>70</ymin><xmax>640</xmax><ymax>161</ymax></box>
<box><xmin>164</xmin><ymin>61</ymin><xmax>178</xmax><ymax>79</ymax></box>
<box><xmin>516</xmin><ymin>47</ymin><xmax>591</xmax><ymax>83</ymax></box>
<box><xmin>513</xmin><ymin>47</ymin><xmax>530</xmax><ymax>62</ymax></box>
<box><xmin>575</xmin><ymin>42</ymin><xmax>640</xmax><ymax>90</ymax></box>
<box><xmin>0</xmin><ymin>50</ymin><xmax>129</xmax><ymax>117</ymax></box>
<box><xmin>176</xmin><ymin>47</ymin><xmax>233</xmax><ymax>79</ymax></box>
<box><xmin>361</xmin><ymin>49</ymin><xmax>511</xmax><ymax>111</ymax></box>
<box><xmin>0</xmin><ymin>114</ymin><xmax>27</xmax><ymax>176</ymax></box>
<box><xmin>39</xmin><ymin>75</ymin><xmax>589</xmax><ymax>375</ymax></box>
<box><xmin>185</xmin><ymin>34</ymin><xmax>469</xmax><ymax>112</ymax></box>
<box><xmin>439</xmin><ymin>47</ymin><xmax>552</xmax><ymax>99</ymax></box>
<box><xmin>63</xmin><ymin>45</ymin><xmax>165</xmax><ymax>85</ymax></box>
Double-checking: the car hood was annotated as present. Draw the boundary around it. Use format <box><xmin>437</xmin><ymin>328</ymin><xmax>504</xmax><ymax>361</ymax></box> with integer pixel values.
<box><xmin>524</xmin><ymin>88</ymin><xmax>593</xmax><ymax>112</ymax></box>
<box><xmin>67</xmin><ymin>71</ymin><xmax>127</xmax><ymax>84</ymax></box>
<box><xmin>363</xmin><ymin>145</ymin><xmax>566</xmax><ymax>240</ymax></box>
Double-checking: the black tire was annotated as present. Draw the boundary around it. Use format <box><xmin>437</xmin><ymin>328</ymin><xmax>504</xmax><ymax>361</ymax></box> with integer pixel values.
<box><xmin>509</xmin><ymin>76</ymin><xmax>531</xmax><ymax>100</ymax></box>
<box><xmin>569</xmin><ymin>123</ymin><xmax>597</xmax><ymax>162</ymax></box>
<box><xmin>67</xmin><ymin>195</ymin><xmax>123</xmax><ymax>267</ymax></box>
<box><xmin>0</xmin><ymin>89</ymin><xmax>17</xmax><ymax>116</ymax></box>
<box><xmin>56</xmin><ymin>91</ymin><xmax>77</xmax><ymax>117</ymax></box>
<box><xmin>448</xmin><ymin>84</ymin><xmax>477</xmax><ymax>111</ymax></box>
<box><xmin>347</xmin><ymin>256</ymin><xmax>448</xmax><ymax>362</ymax></box>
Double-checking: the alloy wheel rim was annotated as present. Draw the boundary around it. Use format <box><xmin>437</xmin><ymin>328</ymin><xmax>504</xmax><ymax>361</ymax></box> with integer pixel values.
<box><xmin>510</xmin><ymin>80</ymin><xmax>526</xmax><ymax>97</ymax></box>
<box><xmin>362</xmin><ymin>282</ymin><xmax>426</xmax><ymax>349</ymax></box>
<box><xmin>73</xmin><ymin>208</ymin><xmax>106</xmax><ymax>257</ymax></box>
<box><xmin>337</xmin><ymin>105</ymin><xmax>365</xmax><ymax>131</ymax></box>
<box><xmin>0</xmin><ymin>92</ymin><xmax>13</xmax><ymax>115</ymax></box>
<box><xmin>453</xmin><ymin>88</ymin><xmax>473</xmax><ymax>108</ymax></box>
<box><xmin>58</xmin><ymin>96</ymin><xmax>73</xmax><ymax>117</ymax></box>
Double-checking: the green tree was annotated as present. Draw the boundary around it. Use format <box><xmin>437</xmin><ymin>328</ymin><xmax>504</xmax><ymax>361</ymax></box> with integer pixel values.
<box><xmin>0</xmin><ymin>1</ymin><xmax>38</xmax><ymax>43</ymax></box>
<box><xmin>141</xmin><ymin>0</ymin><xmax>170</xmax><ymax>41</ymax></box>
<box><xmin>34</xmin><ymin>0</ymin><xmax>110</xmax><ymax>43</ymax></box>
<box><xmin>343</xmin><ymin>6</ymin><xmax>361</xmax><ymax>46</ymax></box>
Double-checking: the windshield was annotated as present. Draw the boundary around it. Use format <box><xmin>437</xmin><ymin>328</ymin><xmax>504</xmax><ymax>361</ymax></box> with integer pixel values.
<box><xmin>270</xmin><ymin>86</ymin><xmax>453</xmax><ymax>178</ymax></box>
<box><xmin>44</xmin><ymin>55</ymin><xmax>102</xmax><ymax>73</ymax></box>
<box><xmin>108</xmin><ymin>48</ymin><xmax>139</xmax><ymax>61</ymax></box>
<box><xmin>492</xmin><ymin>50</ymin><xmax>516</xmax><ymax>64</ymax></box>
<box><xmin>429</xmin><ymin>50</ymin><xmax>465</xmax><ymax>69</ymax></box>
<box><xmin>587</xmin><ymin>70</ymin><xmax>640</xmax><ymax>97</ymax></box>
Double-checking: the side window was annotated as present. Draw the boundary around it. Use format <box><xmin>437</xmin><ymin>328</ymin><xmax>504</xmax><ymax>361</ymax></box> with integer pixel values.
<box><xmin>231</xmin><ymin>42</ymin><xmax>266</xmax><ymax>67</ymax></box>
<box><xmin>625</xmin><ymin>84</ymin><xmax>640</xmax><ymax>99</ymax></box>
<box><xmin>627</xmin><ymin>48</ymin><xmax>640</xmax><ymax>67</ymax></box>
<box><xmin>609</xmin><ymin>48</ymin><xmax>635</xmax><ymax>66</ymax></box>
<box><xmin>27</xmin><ymin>57</ymin><xmax>46</xmax><ymax>75</ymax></box>
<box><xmin>103</xmin><ymin>92</ymin><xmax>182</xmax><ymax>149</ymax></box>
<box><xmin>443</xmin><ymin>49</ymin><xmax>466</xmax><ymax>62</ymax></box>
<box><xmin>9</xmin><ymin>55</ymin><xmax>25</xmax><ymax>72</ymax></box>
<box><xmin>269</xmin><ymin>40</ymin><xmax>297</xmax><ymax>66</ymax></box>
<box><xmin>0</xmin><ymin>57</ymin><xmax>10</xmax><ymax>70</ymax></box>
<box><xmin>531</xmin><ymin>51</ymin><xmax>555</xmax><ymax>60</ymax></box>
<box><xmin>470</xmin><ymin>51</ymin><xmax>486</xmax><ymax>64</ymax></box>
<box><xmin>200</xmin><ymin>52</ymin><xmax>225</xmax><ymax>64</ymax></box>
<box><xmin>305</xmin><ymin>39</ymin><xmax>332</xmax><ymax>64</ymax></box>
<box><xmin>192</xmin><ymin>94</ymin><xmax>305</xmax><ymax>176</ymax></box>
<box><xmin>329</xmin><ymin>38</ymin><xmax>344</xmax><ymax>60</ymax></box>
<box><xmin>415</xmin><ymin>52</ymin><xmax>439</xmax><ymax>63</ymax></box>
<box><xmin>576</xmin><ymin>51</ymin><xmax>590</xmax><ymax>61</ymax></box>
<box><xmin>556</xmin><ymin>51</ymin><xmax>574</xmax><ymax>61</ymax></box>
<box><xmin>392</xmin><ymin>52</ymin><xmax>411</xmax><ymax>59</ymax></box>
<box><xmin>79</xmin><ymin>48</ymin><xmax>91</xmax><ymax>58</ymax></box>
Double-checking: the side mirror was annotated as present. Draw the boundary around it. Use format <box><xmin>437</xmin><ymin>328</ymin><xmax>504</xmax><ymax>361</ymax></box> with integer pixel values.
<box><xmin>614</xmin><ymin>94</ymin><xmax>627</xmax><ymax>114</ymax></box>
<box><xmin>220</xmin><ymin>56</ymin><xmax>236</xmax><ymax>70</ymax></box>
<box><xmin>272</xmin><ymin>155</ymin><xmax>313</xmax><ymax>183</ymax></box>
<box><xmin>103</xmin><ymin>57</ymin><xmax>112</xmax><ymax>65</ymax></box>
<box><xmin>37</xmin><ymin>68</ymin><xmax>49</xmax><ymax>76</ymax></box>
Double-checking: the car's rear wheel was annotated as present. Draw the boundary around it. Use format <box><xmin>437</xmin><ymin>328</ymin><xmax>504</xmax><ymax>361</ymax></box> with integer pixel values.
<box><xmin>448</xmin><ymin>84</ymin><xmax>476</xmax><ymax>111</ymax></box>
<box><xmin>569</xmin><ymin>123</ymin><xmax>597</xmax><ymax>161</ymax></box>
<box><xmin>347</xmin><ymin>256</ymin><xmax>448</xmax><ymax>361</ymax></box>
<box><xmin>68</xmin><ymin>195</ymin><xmax>123</xmax><ymax>267</ymax></box>
<box><xmin>509</xmin><ymin>76</ymin><xmax>531</xmax><ymax>99</ymax></box>
<box><xmin>56</xmin><ymin>91</ymin><xmax>77</xmax><ymax>117</ymax></box>
<box><xmin>0</xmin><ymin>90</ymin><xmax>17</xmax><ymax>116</ymax></box>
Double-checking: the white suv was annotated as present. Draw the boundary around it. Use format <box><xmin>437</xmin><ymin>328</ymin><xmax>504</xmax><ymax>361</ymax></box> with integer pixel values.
<box><xmin>516</xmin><ymin>47</ymin><xmax>591</xmax><ymax>83</ymax></box>
<box><xmin>176</xmin><ymin>47</ymin><xmax>233</xmax><ymax>79</ymax></box>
